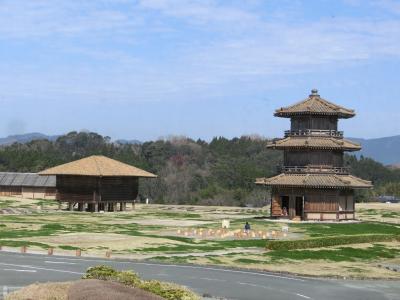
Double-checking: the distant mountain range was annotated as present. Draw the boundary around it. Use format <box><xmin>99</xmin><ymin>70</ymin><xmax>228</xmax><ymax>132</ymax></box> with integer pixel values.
<box><xmin>0</xmin><ymin>132</ymin><xmax>399</xmax><ymax>165</ymax></box>
<box><xmin>0</xmin><ymin>133</ymin><xmax>59</xmax><ymax>145</ymax></box>
<box><xmin>0</xmin><ymin>133</ymin><xmax>141</xmax><ymax>147</ymax></box>
<box><xmin>350</xmin><ymin>135</ymin><xmax>400</xmax><ymax>165</ymax></box>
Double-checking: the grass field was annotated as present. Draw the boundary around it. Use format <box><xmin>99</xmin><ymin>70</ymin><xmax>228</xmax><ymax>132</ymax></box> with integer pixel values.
<box><xmin>0</xmin><ymin>196</ymin><xmax>400</xmax><ymax>279</ymax></box>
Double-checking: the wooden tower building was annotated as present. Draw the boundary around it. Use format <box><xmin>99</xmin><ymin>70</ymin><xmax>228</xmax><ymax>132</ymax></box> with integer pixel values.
<box><xmin>256</xmin><ymin>89</ymin><xmax>372</xmax><ymax>221</ymax></box>
<box><xmin>39</xmin><ymin>155</ymin><xmax>156</xmax><ymax>212</ymax></box>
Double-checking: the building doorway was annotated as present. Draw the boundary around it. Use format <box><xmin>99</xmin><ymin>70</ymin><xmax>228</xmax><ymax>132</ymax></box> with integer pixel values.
<box><xmin>281</xmin><ymin>196</ymin><xmax>289</xmax><ymax>216</ymax></box>
<box><xmin>295</xmin><ymin>196</ymin><xmax>303</xmax><ymax>217</ymax></box>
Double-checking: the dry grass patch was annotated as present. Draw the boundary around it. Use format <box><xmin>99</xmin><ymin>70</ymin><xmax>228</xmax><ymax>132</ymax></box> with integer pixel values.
<box><xmin>5</xmin><ymin>282</ymin><xmax>71</xmax><ymax>300</ymax></box>
<box><xmin>68</xmin><ymin>279</ymin><xmax>164</xmax><ymax>300</ymax></box>
<box><xmin>357</xmin><ymin>203</ymin><xmax>400</xmax><ymax>212</ymax></box>
<box><xmin>21</xmin><ymin>232</ymin><xmax>186</xmax><ymax>252</ymax></box>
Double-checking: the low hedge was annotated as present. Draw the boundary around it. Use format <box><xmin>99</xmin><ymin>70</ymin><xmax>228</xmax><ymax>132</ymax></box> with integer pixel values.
<box><xmin>83</xmin><ymin>265</ymin><xmax>200</xmax><ymax>300</ymax></box>
<box><xmin>266</xmin><ymin>234</ymin><xmax>400</xmax><ymax>250</ymax></box>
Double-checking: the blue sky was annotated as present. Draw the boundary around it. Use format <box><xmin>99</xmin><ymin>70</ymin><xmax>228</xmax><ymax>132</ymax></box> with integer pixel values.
<box><xmin>0</xmin><ymin>0</ymin><xmax>399</xmax><ymax>141</ymax></box>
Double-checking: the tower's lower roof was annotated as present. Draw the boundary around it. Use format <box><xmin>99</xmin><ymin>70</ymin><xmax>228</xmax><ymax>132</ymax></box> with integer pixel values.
<box><xmin>267</xmin><ymin>137</ymin><xmax>361</xmax><ymax>151</ymax></box>
<box><xmin>255</xmin><ymin>173</ymin><xmax>372</xmax><ymax>189</ymax></box>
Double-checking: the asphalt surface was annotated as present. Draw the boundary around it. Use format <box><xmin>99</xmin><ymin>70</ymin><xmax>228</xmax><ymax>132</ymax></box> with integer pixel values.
<box><xmin>0</xmin><ymin>251</ymin><xmax>399</xmax><ymax>300</ymax></box>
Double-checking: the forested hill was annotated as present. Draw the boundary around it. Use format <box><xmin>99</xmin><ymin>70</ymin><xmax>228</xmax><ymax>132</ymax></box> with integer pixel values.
<box><xmin>0</xmin><ymin>131</ymin><xmax>399</xmax><ymax>205</ymax></box>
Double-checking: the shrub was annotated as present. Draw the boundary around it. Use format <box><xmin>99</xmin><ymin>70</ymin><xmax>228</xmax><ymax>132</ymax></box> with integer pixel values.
<box><xmin>139</xmin><ymin>280</ymin><xmax>200</xmax><ymax>300</ymax></box>
<box><xmin>116</xmin><ymin>271</ymin><xmax>141</xmax><ymax>287</ymax></box>
<box><xmin>82</xmin><ymin>265</ymin><xmax>118</xmax><ymax>280</ymax></box>
<box><xmin>82</xmin><ymin>265</ymin><xmax>200</xmax><ymax>300</ymax></box>
<box><xmin>266</xmin><ymin>234</ymin><xmax>400</xmax><ymax>251</ymax></box>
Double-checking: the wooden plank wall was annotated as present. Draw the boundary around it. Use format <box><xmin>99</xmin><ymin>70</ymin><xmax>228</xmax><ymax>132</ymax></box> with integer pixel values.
<box><xmin>304</xmin><ymin>189</ymin><xmax>339</xmax><ymax>212</ymax></box>
<box><xmin>271</xmin><ymin>191</ymin><xmax>283</xmax><ymax>216</ymax></box>
<box><xmin>57</xmin><ymin>175</ymin><xmax>98</xmax><ymax>203</ymax></box>
<box><xmin>56</xmin><ymin>175</ymin><xmax>138</xmax><ymax>203</ymax></box>
<box><xmin>0</xmin><ymin>186</ymin><xmax>22</xmax><ymax>196</ymax></box>
<box><xmin>284</xmin><ymin>151</ymin><xmax>343</xmax><ymax>167</ymax></box>
<box><xmin>100</xmin><ymin>177</ymin><xmax>138</xmax><ymax>202</ymax></box>
<box><xmin>290</xmin><ymin>116</ymin><xmax>338</xmax><ymax>131</ymax></box>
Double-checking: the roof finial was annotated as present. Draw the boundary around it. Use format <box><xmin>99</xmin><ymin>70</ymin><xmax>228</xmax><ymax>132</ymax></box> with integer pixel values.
<box><xmin>310</xmin><ymin>89</ymin><xmax>319</xmax><ymax>97</ymax></box>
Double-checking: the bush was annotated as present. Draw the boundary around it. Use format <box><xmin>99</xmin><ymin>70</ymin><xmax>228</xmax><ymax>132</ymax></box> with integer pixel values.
<box><xmin>83</xmin><ymin>265</ymin><xmax>118</xmax><ymax>280</ymax></box>
<box><xmin>139</xmin><ymin>280</ymin><xmax>200</xmax><ymax>300</ymax></box>
<box><xmin>266</xmin><ymin>234</ymin><xmax>400</xmax><ymax>251</ymax></box>
<box><xmin>82</xmin><ymin>265</ymin><xmax>200</xmax><ymax>300</ymax></box>
<box><xmin>116</xmin><ymin>271</ymin><xmax>141</xmax><ymax>287</ymax></box>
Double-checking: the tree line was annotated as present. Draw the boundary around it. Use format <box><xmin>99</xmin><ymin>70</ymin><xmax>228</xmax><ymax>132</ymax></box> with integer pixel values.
<box><xmin>0</xmin><ymin>131</ymin><xmax>399</xmax><ymax>205</ymax></box>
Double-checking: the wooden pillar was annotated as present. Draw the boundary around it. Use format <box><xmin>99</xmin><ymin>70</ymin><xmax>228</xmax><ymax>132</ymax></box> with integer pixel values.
<box><xmin>120</xmin><ymin>202</ymin><xmax>124</xmax><ymax>211</ymax></box>
<box><xmin>88</xmin><ymin>203</ymin><xmax>96</xmax><ymax>212</ymax></box>
<box><xmin>68</xmin><ymin>203</ymin><xmax>74</xmax><ymax>211</ymax></box>
<box><xmin>78</xmin><ymin>203</ymin><xmax>84</xmax><ymax>211</ymax></box>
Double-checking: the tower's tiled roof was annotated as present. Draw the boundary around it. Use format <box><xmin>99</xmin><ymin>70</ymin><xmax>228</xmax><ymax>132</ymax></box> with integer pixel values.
<box><xmin>274</xmin><ymin>89</ymin><xmax>355</xmax><ymax>118</ymax></box>
<box><xmin>267</xmin><ymin>137</ymin><xmax>361</xmax><ymax>151</ymax></box>
<box><xmin>255</xmin><ymin>173</ymin><xmax>372</xmax><ymax>189</ymax></box>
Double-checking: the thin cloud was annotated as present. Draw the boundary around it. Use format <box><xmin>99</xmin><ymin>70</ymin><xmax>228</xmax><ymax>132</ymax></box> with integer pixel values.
<box><xmin>0</xmin><ymin>0</ymin><xmax>399</xmax><ymax>105</ymax></box>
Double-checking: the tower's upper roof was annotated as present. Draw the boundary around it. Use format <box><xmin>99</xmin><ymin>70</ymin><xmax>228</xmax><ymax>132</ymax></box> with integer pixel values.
<box><xmin>267</xmin><ymin>136</ymin><xmax>361</xmax><ymax>151</ymax></box>
<box><xmin>39</xmin><ymin>155</ymin><xmax>157</xmax><ymax>177</ymax></box>
<box><xmin>274</xmin><ymin>89</ymin><xmax>355</xmax><ymax>118</ymax></box>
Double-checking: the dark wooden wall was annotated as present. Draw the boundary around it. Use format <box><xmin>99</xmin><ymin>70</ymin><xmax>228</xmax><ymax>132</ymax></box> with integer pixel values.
<box><xmin>284</xmin><ymin>150</ymin><xmax>343</xmax><ymax>167</ymax></box>
<box><xmin>290</xmin><ymin>116</ymin><xmax>338</xmax><ymax>131</ymax></box>
<box><xmin>56</xmin><ymin>175</ymin><xmax>138</xmax><ymax>203</ymax></box>
<box><xmin>100</xmin><ymin>177</ymin><xmax>138</xmax><ymax>202</ymax></box>
<box><xmin>57</xmin><ymin>175</ymin><xmax>96</xmax><ymax>202</ymax></box>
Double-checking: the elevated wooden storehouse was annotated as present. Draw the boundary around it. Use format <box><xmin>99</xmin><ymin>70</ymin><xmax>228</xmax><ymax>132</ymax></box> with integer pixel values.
<box><xmin>39</xmin><ymin>155</ymin><xmax>157</xmax><ymax>212</ymax></box>
<box><xmin>256</xmin><ymin>89</ymin><xmax>372</xmax><ymax>221</ymax></box>
<box><xmin>0</xmin><ymin>172</ymin><xmax>56</xmax><ymax>199</ymax></box>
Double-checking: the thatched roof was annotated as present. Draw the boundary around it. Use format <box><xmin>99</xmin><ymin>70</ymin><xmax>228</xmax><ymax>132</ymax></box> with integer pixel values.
<box><xmin>39</xmin><ymin>155</ymin><xmax>157</xmax><ymax>177</ymax></box>
<box><xmin>0</xmin><ymin>172</ymin><xmax>55</xmax><ymax>187</ymax></box>
<box><xmin>267</xmin><ymin>137</ymin><xmax>361</xmax><ymax>151</ymax></box>
<box><xmin>274</xmin><ymin>89</ymin><xmax>355</xmax><ymax>118</ymax></box>
<box><xmin>255</xmin><ymin>173</ymin><xmax>372</xmax><ymax>189</ymax></box>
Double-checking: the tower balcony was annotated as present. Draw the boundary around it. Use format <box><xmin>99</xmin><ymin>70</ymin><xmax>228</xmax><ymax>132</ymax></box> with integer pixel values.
<box><xmin>279</xmin><ymin>165</ymin><xmax>350</xmax><ymax>175</ymax></box>
<box><xmin>284</xmin><ymin>129</ymin><xmax>343</xmax><ymax>138</ymax></box>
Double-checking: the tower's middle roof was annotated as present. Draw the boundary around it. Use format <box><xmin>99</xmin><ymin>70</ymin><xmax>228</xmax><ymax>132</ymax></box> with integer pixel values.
<box><xmin>274</xmin><ymin>89</ymin><xmax>355</xmax><ymax>118</ymax></box>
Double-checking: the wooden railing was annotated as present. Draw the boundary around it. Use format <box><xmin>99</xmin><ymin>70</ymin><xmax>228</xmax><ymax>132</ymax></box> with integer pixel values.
<box><xmin>279</xmin><ymin>165</ymin><xmax>350</xmax><ymax>174</ymax></box>
<box><xmin>284</xmin><ymin>129</ymin><xmax>343</xmax><ymax>138</ymax></box>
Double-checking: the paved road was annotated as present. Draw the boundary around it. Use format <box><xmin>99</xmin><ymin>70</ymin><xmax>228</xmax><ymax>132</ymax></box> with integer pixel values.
<box><xmin>0</xmin><ymin>251</ymin><xmax>399</xmax><ymax>300</ymax></box>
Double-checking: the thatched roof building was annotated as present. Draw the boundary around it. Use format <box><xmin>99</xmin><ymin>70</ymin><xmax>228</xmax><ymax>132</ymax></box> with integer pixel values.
<box><xmin>39</xmin><ymin>155</ymin><xmax>156</xmax><ymax>212</ymax></box>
